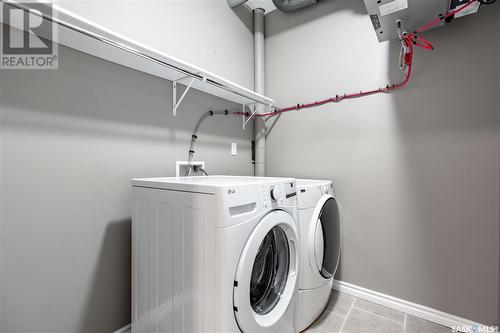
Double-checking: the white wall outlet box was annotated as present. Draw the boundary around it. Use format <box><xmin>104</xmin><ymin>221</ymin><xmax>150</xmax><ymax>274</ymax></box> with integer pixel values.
<box><xmin>176</xmin><ymin>161</ymin><xmax>205</xmax><ymax>177</ymax></box>
<box><xmin>231</xmin><ymin>143</ymin><xmax>237</xmax><ymax>156</ymax></box>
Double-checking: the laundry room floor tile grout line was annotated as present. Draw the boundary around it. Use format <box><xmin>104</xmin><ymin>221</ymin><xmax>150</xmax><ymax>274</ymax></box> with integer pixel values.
<box><xmin>307</xmin><ymin>291</ymin><xmax>452</xmax><ymax>333</ymax></box>
<box><xmin>337</xmin><ymin>296</ymin><xmax>356</xmax><ymax>333</ymax></box>
<box><xmin>350</xmin><ymin>305</ymin><xmax>405</xmax><ymax>325</ymax></box>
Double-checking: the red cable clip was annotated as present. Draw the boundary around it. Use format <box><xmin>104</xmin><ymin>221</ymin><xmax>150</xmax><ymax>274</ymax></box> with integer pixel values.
<box><xmin>411</xmin><ymin>35</ymin><xmax>434</xmax><ymax>51</ymax></box>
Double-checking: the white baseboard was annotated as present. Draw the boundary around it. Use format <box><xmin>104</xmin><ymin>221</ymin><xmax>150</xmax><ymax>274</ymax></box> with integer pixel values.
<box><xmin>113</xmin><ymin>281</ymin><xmax>489</xmax><ymax>333</ymax></box>
<box><xmin>113</xmin><ymin>323</ymin><xmax>131</xmax><ymax>333</ymax></box>
<box><xmin>333</xmin><ymin>280</ymin><xmax>486</xmax><ymax>329</ymax></box>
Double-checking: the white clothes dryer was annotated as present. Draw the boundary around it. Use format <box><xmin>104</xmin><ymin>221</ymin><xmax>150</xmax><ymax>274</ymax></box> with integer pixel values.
<box><xmin>131</xmin><ymin>176</ymin><xmax>299</xmax><ymax>333</ymax></box>
<box><xmin>295</xmin><ymin>179</ymin><xmax>341</xmax><ymax>332</ymax></box>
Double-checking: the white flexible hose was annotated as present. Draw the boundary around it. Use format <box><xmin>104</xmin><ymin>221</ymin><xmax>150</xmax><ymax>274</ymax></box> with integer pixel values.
<box><xmin>186</xmin><ymin>110</ymin><xmax>236</xmax><ymax>176</ymax></box>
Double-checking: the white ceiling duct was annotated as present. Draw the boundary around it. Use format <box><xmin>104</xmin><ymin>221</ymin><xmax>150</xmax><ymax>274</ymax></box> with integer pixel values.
<box><xmin>227</xmin><ymin>0</ymin><xmax>249</xmax><ymax>8</ymax></box>
<box><xmin>227</xmin><ymin>0</ymin><xmax>317</xmax><ymax>13</ymax></box>
<box><xmin>227</xmin><ymin>0</ymin><xmax>277</xmax><ymax>13</ymax></box>
<box><xmin>272</xmin><ymin>0</ymin><xmax>318</xmax><ymax>12</ymax></box>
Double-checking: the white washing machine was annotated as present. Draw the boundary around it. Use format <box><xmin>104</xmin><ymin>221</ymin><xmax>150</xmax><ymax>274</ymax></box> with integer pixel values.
<box><xmin>295</xmin><ymin>179</ymin><xmax>341</xmax><ymax>332</ymax></box>
<box><xmin>131</xmin><ymin>176</ymin><xmax>299</xmax><ymax>333</ymax></box>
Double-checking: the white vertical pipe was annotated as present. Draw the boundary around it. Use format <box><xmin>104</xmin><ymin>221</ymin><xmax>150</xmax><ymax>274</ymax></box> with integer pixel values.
<box><xmin>254</xmin><ymin>8</ymin><xmax>266</xmax><ymax>177</ymax></box>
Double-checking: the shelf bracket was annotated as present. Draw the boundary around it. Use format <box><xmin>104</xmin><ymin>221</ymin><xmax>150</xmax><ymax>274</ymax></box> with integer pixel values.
<box><xmin>242</xmin><ymin>104</ymin><xmax>246</xmax><ymax>130</ymax></box>
<box><xmin>173</xmin><ymin>76</ymin><xmax>202</xmax><ymax>116</ymax></box>
<box><xmin>242</xmin><ymin>103</ymin><xmax>258</xmax><ymax>129</ymax></box>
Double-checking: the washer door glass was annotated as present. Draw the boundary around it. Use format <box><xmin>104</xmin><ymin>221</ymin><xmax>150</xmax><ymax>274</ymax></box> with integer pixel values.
<box><xmin>315</xmin><ymin>197</ymin><xmax>341</xmax><ymax>279</ymax></box>
<box><xmin>250</xmin><ymin>226</ymin><xmax>290</xmax><ymax>315</ymax></box>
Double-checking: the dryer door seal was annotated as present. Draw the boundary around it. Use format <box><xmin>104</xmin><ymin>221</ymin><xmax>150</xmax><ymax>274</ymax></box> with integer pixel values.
<box><xmin>309</xmin><ymin>196</ymin><xmax>341</xmax><ymax>280</ymax></box>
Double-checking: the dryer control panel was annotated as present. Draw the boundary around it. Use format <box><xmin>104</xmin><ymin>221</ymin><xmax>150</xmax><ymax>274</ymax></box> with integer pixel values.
<box><xmin>296</xmin><ymin>181</ymin><xmax>335</xmax><ymax>210</ymax></box>
<box><xmin>320</xmin><ymin>183</ymin><xmax>334</xmax><ymax>196</ymax></box>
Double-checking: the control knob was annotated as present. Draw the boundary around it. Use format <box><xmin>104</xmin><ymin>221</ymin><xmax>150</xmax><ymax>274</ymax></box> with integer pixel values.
<box><xmin>323</xmin><ymin>185</ymin><xmax>330</xmax><ymax>194</ymax></box>
<box><xmin>270</xmin><ymin>187</ymin><xmax>283</xmax><ymax>202</ymax></box>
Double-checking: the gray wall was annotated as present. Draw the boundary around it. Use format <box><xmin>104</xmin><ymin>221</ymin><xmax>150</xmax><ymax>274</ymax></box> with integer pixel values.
<box><xmin>57</xmin><ymin>0</ymin><xmax>254</xmax><ymax>89</ymax></box>
<box><xmin>265</xmin><ymin>0</ymin><xmax>499</xmax><ymax>325</ymax></box>
<box><xmin>0</xmin><ymin>2</ymin><xmax>254</xmax><ymax>331</ymax></box>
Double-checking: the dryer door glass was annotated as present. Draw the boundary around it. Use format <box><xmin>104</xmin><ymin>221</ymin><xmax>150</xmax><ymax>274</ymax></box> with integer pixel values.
<box><xmin>250</xmin><ymin>226</ymin><xmax>290</xmax><ymax>315</ymax></box>
<box><xmin>316</xmin><ymin>197</ymin><xmax>341</xmax><ymax>279</ymax></box>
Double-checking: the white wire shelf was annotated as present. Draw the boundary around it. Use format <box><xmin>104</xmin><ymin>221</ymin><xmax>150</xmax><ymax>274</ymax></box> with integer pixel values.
<box><xmin>1</xmin><ymin>0</ymin><xmax>274</xmax><ymax>113</ymax></box>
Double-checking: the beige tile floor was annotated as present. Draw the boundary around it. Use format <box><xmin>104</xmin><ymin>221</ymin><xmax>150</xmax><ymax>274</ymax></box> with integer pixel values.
<box><xmin>305</xmin><ymin>291</ymin><xmax>451</xmax><ymax>333</ymax></box>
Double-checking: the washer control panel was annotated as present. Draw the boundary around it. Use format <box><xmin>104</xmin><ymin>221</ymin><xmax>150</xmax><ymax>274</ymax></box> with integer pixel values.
<box><xmin>261</xmin><ymin>182</ymin><xmax>296</xmax><ymax>208</ymax></box>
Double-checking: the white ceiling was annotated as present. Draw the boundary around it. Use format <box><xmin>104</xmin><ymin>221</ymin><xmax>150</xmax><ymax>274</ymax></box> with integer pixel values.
<box><xmin>244</xmin><ymin>0</ymin><xmax>277</xmax><ymax>14</ymax></box>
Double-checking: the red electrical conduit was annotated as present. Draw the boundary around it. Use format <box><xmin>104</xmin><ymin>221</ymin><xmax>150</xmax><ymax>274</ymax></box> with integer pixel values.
<box><xmin>235</xmin><ymin>0</ymin><xmax>478</xmax><ymax>119</ymax></box>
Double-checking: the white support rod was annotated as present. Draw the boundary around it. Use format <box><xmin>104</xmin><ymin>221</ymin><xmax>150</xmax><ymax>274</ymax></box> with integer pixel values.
<box><xmin>243</xmin><ymin>104</ymin><xmax>258</xmax><ymax>128</ymax></box>
<box><xmin>173</xmin><ymin>77</ymin><xmax>196</xmax><ymax>116</ymax></box>
<box><xmin>242</xmin><ymin>104</ymin><xmax>246</xmax><ymax>130</ymax></box>
<box><xmin>173</xmin><ymin>81</ymin><xmax>177</xmax><ymax>116</ymax></box>
<box><xmin>254</xmin><ymin>8</ymin><xmax>266</xmax><ymax>177</ymax></box>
